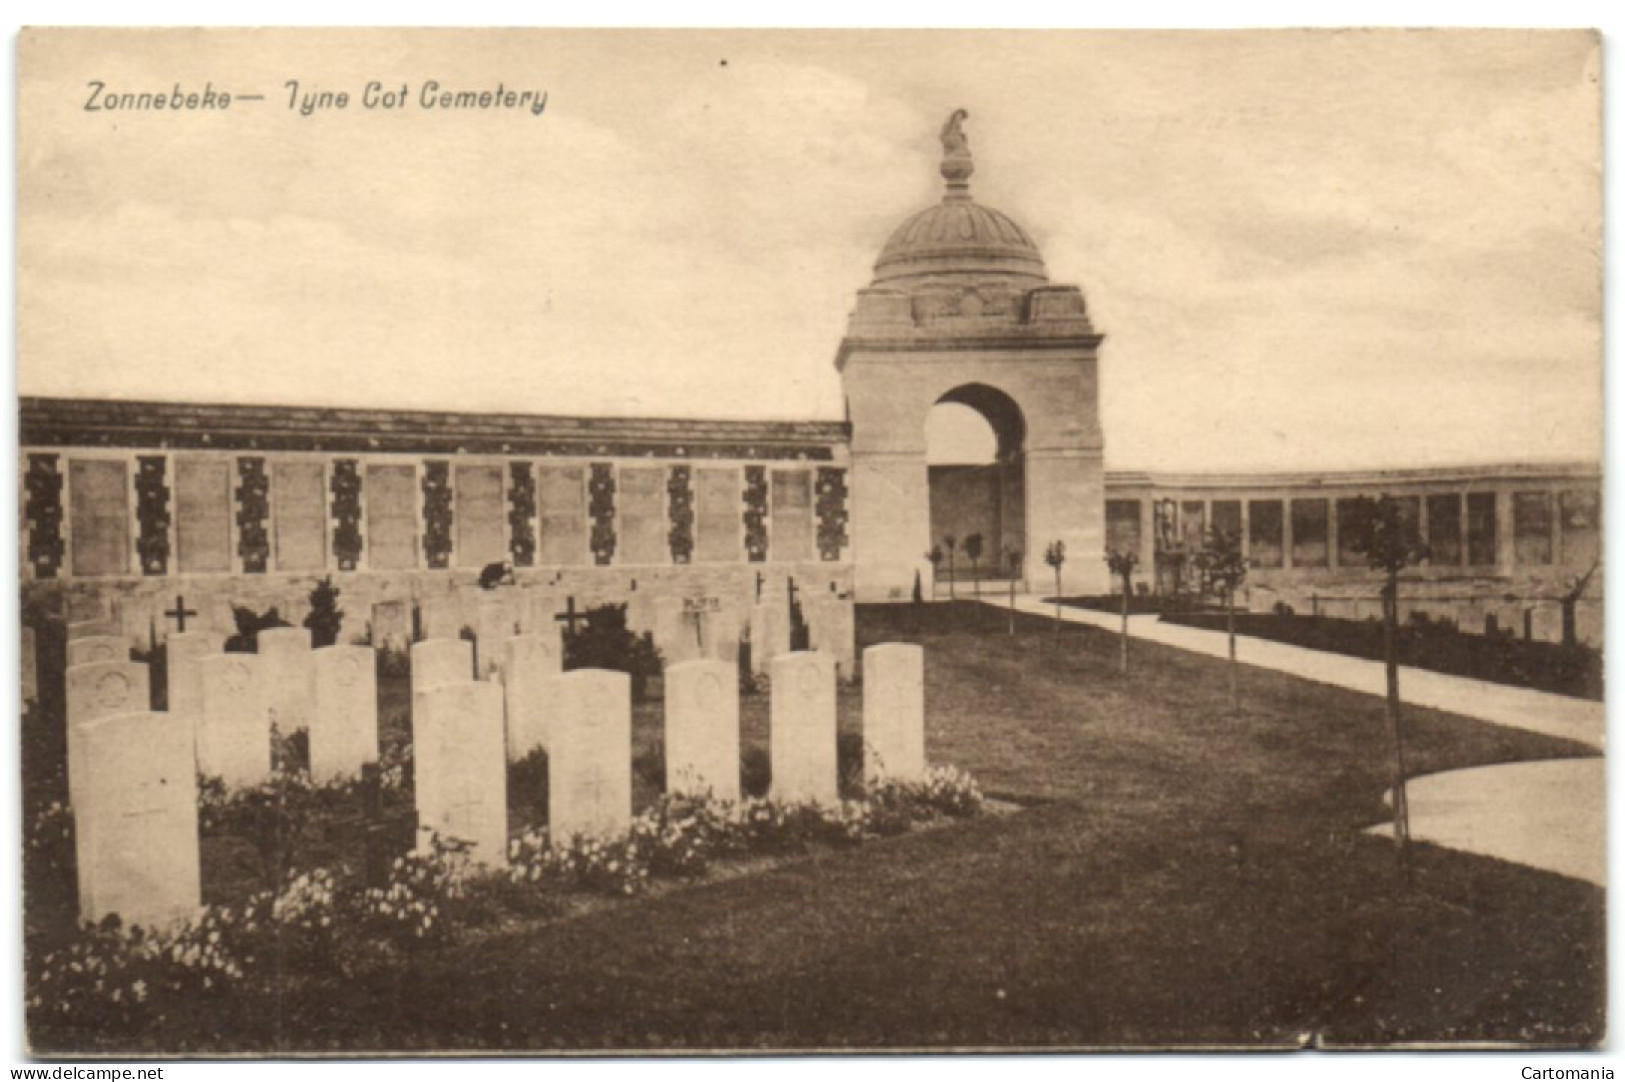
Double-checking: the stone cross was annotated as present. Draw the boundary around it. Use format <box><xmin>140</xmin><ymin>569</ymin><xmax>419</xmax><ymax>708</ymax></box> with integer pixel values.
<box><xmin>164</xmin><ymin>594</ymin><xmax>198</xmax><ymax>633</ymax></box>
<box><xmin>554</xmin><ymin>596</ymin><xmax>588</xmax><ymax>637</ymax></box>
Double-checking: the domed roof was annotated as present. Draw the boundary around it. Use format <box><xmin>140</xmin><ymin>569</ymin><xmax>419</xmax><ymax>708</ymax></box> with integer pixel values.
<box><xmin>871</xmin><ymin>110</ymin><xmax>1049</xmax><ymax>290</ymax></box>
<box><xmin>874</xmin><ymin>201</ymin><xmax>1048</xmax><ymax>287</ymax></box>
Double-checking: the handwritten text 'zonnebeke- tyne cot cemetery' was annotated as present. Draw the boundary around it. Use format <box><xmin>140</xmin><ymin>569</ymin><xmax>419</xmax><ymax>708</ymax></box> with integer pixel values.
<box><xmin>82</xmin><ymin>80</ymin><xmax>549</xmax><ymax>116</ymax></box>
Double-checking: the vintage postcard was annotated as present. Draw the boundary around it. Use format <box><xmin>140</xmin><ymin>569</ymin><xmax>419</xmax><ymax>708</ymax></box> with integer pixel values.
<box><xmin>14</xmin><ymin>26</ymin><xmax>1604</xmax><ymax>1056</ymax></box>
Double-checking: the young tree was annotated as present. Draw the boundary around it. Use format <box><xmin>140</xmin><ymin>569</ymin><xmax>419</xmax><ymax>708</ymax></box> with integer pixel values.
<box><xmin>1193</xmin><ymin>529</ymin><xmax>1248</xmax><ymax>709</ymax></box>
<box><xmin>1103</xmin><ymin>549</ymin><xmax>1139</xmax><ymax>673</ymax></box>
<box><xmin>1346</xmin><ymin>495</ymin><xmax>1430</xmax><ymax>875</ymax></box>
<box><xmin>1004</xmin><ymin>544</ymin><xmax>1023</xmax><ymax>635</ymax></box>
<box><xmin>926</xmin><ymin>545</ymin><xmax>944</xmax><ymax>601</ymax></box>
<box><xmin>1044</xmin><ymin>541</ymin><xmax>1067</xmax><ymax>643</ymax></box>
<box><xmin>963</xmin><ymin>533</ymin><xmax>985</xmax><ymax>598</ymax></box>
<box><xmin>943</xmin><ymin>534</ymin><xmax>958</xmax><ymax>600</ymax></box>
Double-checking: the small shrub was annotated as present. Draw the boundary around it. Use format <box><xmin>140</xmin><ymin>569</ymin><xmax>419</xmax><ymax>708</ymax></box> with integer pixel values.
<box><xmin>836</xmin><ymin>730</ymin><xmax>866</xmax><ymax>797</ymax></box>
<box><xmin>304</xmin><ymin>576</ymin><xmax>345</xmax><ymax>648</ymax></box>
<box><xmin>354</xmin><ymin>833</ymin><xmax>472</xmax><ymax>948</ymax></box>
<box><xmin>564</xmin><ymin>604</ymin><xmax>664</xmax><ymax>702</ymax></box>
<box><xmin>224</xmin><ymin>604</ymin><xmax>293</xmax><ymax>653</ymax></box>
<box><xmin>507</xmin><ymin>747</ymin><xmax>549</xmax><ymax>816</ymax></box>
<box><xmin>740</xmin><ymin>745</ymin><xmax>771</xmax><ymax>798</ymax></box>
<box><xmin>633</xmin><ymin>743</ymin><xmax>666</xmax><ymax>794</ymax></box>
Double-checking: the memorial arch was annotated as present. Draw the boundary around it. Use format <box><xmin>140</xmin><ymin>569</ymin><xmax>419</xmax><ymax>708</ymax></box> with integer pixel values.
<box><xmin>926</xmin><ymin>384</ymin><xmax>1026</xmax><ymax>587</ymax></box>
<box><xmin>837</xmin><ymin>111</ymin><xmax>1107</xmax><ymax>600</ymax></box>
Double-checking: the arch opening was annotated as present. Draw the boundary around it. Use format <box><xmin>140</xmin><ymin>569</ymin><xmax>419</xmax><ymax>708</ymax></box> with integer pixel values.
<box><xmin>926</xmin><ymin>383</ymin><xmax>1026</xmax><ymax>590</ymax></box>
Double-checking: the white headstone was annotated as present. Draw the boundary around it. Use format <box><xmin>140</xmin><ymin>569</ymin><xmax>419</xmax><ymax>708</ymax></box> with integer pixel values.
<box><xmin>66</xmin><ymin>661</ymin><xmax>153</xmax><ymax>820</ymax></box>
<box><xmin>75</xmin><ymin>711</ymin><xmax>201</xmax><ymax>929</ymax></box>
<box><xmin>312</xmin><ymin>646</ymin><xmax>379</xmax><ymax>782</ymax></box>
<box><xmin>653</xmin><ymin>596</ymin><xmax>703</xmax><ymax>667</ymax></box>
<box><xmin>67</xmin><ymin>619</ymin><xmax>117</xmax><ymax>641</ymax></box>
<box><xmin>371</xmin><ymin>600</ymin><xmax>412</xmax><ymax>655</ymax></box>
<box><xmin>21</xmin><ymin>626</ymin><xmax>38</xmax><ymax>705</ymax></box>
<box><xmin>165</xmin><ymin>631</ymin><xmax>220</xmax><ymax>722</ymax></box>
<box><xmin>198</xmin><ymin>654</ymin><xmax>272</xmax><ymax>788</ymax></box>
<box><xmin>523</xmin><ymin>589</ymin><xmax>564</xmax><ymax>637</ymax></box>
<box><xmin>502</xmin><ymin>634</ymin><xmax>560</xmax><ymax>759</ymax></box>
<box><xmin>67</xmin><ymin>596</ymin><xmax>110</xmax><ymax>624</ymax></box>
<box><xmin>625</xmin><ymin>591</ymin><xmax>657</xmax><ymax>637</ymax></box>
<box><xmin>664</xmin><ymin>659</ymin><xmax>739</xmax><ymax>801</ymax></box>
<box><xmin>475</xmin><ymin>592</ymin><xmax>519</xmax><ymax>678</ymax></box>
<box><xmin>810</xmin><ymin>597</ymin><xmax>857</xmax><ymax>682</ymax></box>
<box><xmin>862</xmin><ymin>643</ymin><xmax>926</xmax><ymax>783</ymax></box>
<box><xmin>749</xmin><ymin>598</ymin><xmax>789</xmax><ymax>675</ymax></box>
<box><xmin>419</xmin><ymin>596</ymin><xmax>465</xmax><ymax>642</ymax></box>
<box><xmin>411</xmin><ymin>639</ymin><xmax>474</xmax><ymax>698</ymax></box>
<box><xmin>114</xmin><ymin>594</ymin><xmax>157</xmax><ymax>648</ymax></box>
<box><xmin>258</xmin><ymin>626</ymin><xmax>314</xmax><ymax>734</ymax></box>
<box><xmin>67</xmin><ymin>635</ymin><xmax>125</xmax><ymax>668</ymax></box>
<box><xmin>769</xmin><ymin>651</ymin><xmax>838</xmax><ymax>805</ymax></box>
<box><xmin>414</xmin><ymin>681</ymin><xmax>508</xmax><ymax>866</ymax></box>
<box><xmin>548</xmin><ymin>669</ymin><xmax>632</xmax><ymax>841</ymax></box>
<box><xmin>706</xmin><ymin>603</ymin><xmax>745</xmax><ymax>666</ymax></box>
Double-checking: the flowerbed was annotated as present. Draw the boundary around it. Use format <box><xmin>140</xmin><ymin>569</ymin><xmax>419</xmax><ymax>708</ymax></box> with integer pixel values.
<box><xmin>27</xmin><ymin>766</ymin><xmax>984</xmax><ymax>1044</ymax></box>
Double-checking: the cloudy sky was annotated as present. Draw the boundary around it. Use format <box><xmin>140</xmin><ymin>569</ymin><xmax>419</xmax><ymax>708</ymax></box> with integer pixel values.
<box><xmin>17</xmin><ymin>28</ymin><xmax>1601</xmax><ymax>471</ymax></box>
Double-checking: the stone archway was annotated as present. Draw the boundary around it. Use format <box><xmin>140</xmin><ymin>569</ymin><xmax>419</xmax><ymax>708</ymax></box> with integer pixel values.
<box><xmin>927</xmin><ymin>383</ymin><xmax>1026</xmax><ymax>589</ymax></box>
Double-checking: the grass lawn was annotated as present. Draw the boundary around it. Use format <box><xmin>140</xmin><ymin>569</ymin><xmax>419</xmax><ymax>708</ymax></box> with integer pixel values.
<box><xmin>36</xmin><ymin>602</ymin><xmax>1604</xmax><ymax>1052</ymax></box>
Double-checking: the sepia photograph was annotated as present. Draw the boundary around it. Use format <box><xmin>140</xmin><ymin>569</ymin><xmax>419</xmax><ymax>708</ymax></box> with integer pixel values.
<box><xmin>11</xmin><ymin>23</ymin><xmax>1607</xmax><ymax>1057</ymax></box>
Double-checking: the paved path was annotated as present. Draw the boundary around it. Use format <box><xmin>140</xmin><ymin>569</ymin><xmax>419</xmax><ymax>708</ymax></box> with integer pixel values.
<box><xmin>1373</xmin><ymin>759</ymin><xmax>1605</xmax><ymax>886</ymax></box>
<box><xmin>1001</xmin><ymin>597</ymin><xmax>1605</xmax><ymax>751</ymax></box>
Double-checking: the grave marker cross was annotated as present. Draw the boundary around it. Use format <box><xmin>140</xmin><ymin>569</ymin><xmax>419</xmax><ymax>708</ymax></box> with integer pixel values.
<box><xmin>554</xmin><ymin>597</ymin><xmax>589</xmax><ymax>637</ymax></box>
<box><xmin>164</xmin><ymin>594</ymin><xmax>198</xmax><ymax>633</ymax></box>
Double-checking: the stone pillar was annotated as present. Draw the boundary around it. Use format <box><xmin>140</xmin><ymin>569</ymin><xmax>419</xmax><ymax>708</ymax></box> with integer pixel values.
<box><xmin>851</xmin><ymin>454</ymin><xmax>931</xmax><ymax>603</ymax></box>
<box><xmin>1024</xmin><ymin>449</ymin><xmax>1108</xmax><ymax>595</ymax></box>
<box><xmin>1495</xmin><ymin>490</ymin><xmax>1516</xmax><ymax>576</ymax></box>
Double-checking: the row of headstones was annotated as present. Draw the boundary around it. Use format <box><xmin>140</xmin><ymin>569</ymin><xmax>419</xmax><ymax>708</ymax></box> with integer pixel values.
<box><xmin>61</xmin><ymin>615</ymin><xmax>921</xmax><ymax>932</ymax></box>
<box><xmin>21</xmin><ymin>588</ymin><xmax>856</xmax><ymax>704</ymax></box>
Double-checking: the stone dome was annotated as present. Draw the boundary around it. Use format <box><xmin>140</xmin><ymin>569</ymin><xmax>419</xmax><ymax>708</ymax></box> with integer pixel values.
<box><xmin>871</xmin><ymin>109</ymin><xmax>1049</xmax><ymax>290</ymax></box>
<box><xmin>873</xmin><ymin>200</ymin><xmax>1049</xmax><ymax>288</ymax></box>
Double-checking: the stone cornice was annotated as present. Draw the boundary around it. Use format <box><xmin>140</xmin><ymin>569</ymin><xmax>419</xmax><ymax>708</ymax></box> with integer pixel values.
<box><xmin>835</xmin><ymin>333</ymin><xmax>1104</xmax><ymax>372</ymax></box>
<box><xmin>19</xmin><ymin>397</ymin><xmax>850</xmax><ymax>462</ymax></box>
<box><xmin>1104</xmin><ymin>461</ymin><xmax>1601</xmax><ymax>492</ymax></box>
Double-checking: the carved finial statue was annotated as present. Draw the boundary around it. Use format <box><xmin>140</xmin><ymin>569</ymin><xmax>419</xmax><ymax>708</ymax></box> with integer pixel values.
<box><xmin>940</xmin><ymin>108</ymin><xmax>974</xmax><ymax>194</ymax></box>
